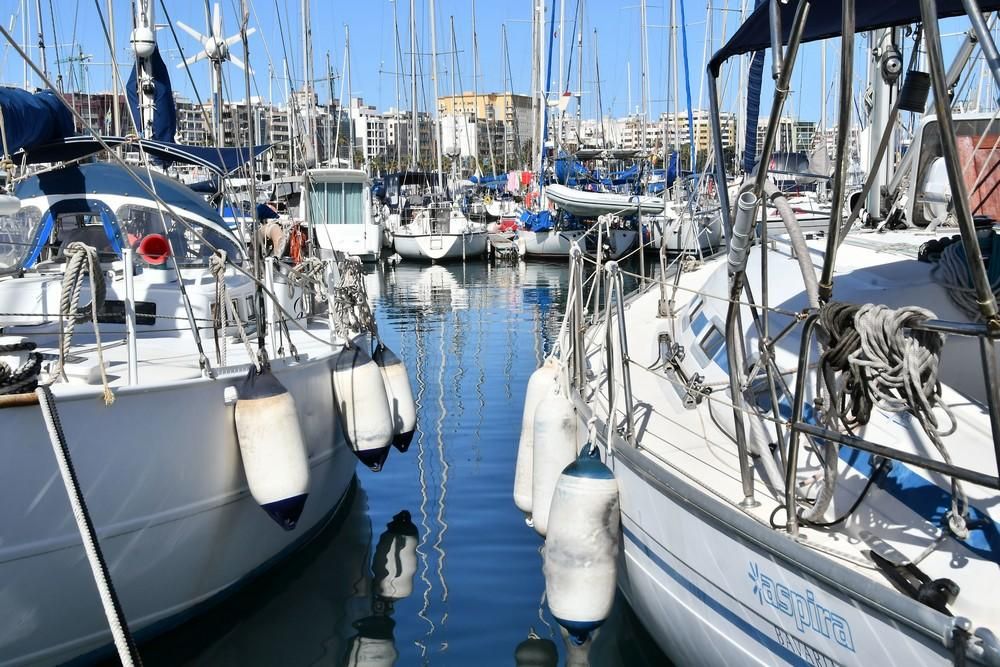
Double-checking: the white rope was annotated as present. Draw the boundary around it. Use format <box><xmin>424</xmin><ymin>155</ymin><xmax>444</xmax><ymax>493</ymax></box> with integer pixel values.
<box><xmin>53</xmin><ymin>243</ymin><xmax>114</xmax><ymax>405</ymax></box>
<box><xmin>930</xmin><ymin>239</ymin><xmax>1000</xmax><ymax>321</ymax></box>
<box><xmin>35</xmin><ymin>385</ymin><xmax>140</xmax><ymax>666</ymax></box>
<box><xmin>209</xmin><ymin>253</ymin><xmax>260</xmax><ymax>371</ymax></box>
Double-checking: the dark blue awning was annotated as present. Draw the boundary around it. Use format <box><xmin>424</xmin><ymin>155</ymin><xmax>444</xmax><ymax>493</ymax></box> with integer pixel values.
<box><xmin>14</xmin><ymin>136</ymin><xmax>271</xmax><ymax>176</ymax></box>
<box><xmin>709</xmin><ymin>1</ymin><xmax>1000</xmax><ymax>74</ymax></box>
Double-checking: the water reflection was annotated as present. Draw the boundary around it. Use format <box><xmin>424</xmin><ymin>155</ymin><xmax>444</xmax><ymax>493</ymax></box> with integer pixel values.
<box><xmin>345</xmin><ymin>510</ymin><xmax>420</xmax><ymax>667</ymax></box>
<box><xmin>124</xmin><ymin>258</ymin><xmax>668</xmax><ymax>667</ymax></box>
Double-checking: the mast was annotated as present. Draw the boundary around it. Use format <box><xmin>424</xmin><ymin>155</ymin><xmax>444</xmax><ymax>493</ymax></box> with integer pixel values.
<box><xmin>473</xmin><ymin>0</ymin><xmax>491</xmax><ymax>176</ymax></box>
<box><xmin>392</xmin><ymin>0</ymin><xmax>402</xmax><ymax>168</ymax></box>
<box><xmin>429</xmin><ymin>0</ymin><xmax>444</xmax><ymax>189</ymax></box>
<box><xmin>326</xmin><ymin>50</ymin><xmax>334</xmax><ymax>165</ymax></box>
<box><xmin>449</xmin><ymin>15</ymin><xmax>459</xmax><ymax>179</ymax></box>
<box><xmin>576</xmin><ymin>0</ymin><xmax>583</xmax><ymax>148</ymax></box>
<box><xmin>409</xmin><ymin>0</ymin><xmax>419</xmax><ymax>169</ymax></box>
<box><xmin>501</xmin><ymin>22</ymin><xmax>511</xmax><ymax>172</ymax></box>
<box><xmin>130</xmin><ymin>0</ymin><xmax>156</xmax><ymax>139</ymax></box>
<box><xmin>109</xmin><ymin>0</ymin><xmax>119</xmax><ymax>134</ymax></box>
<box><xmin>301</xmin><ymin>0</ymin><xmax>316</xmax><ymax>166</ymax></box>
<box><xmin>33</xmin><ymin>0</ymin><xmax>47</xmax><ymax>83</ymax></box>
<box><xmin>639</xmin><ymin>0</ymin><xmax>648</xmax><ymax>151</ymax></box>
<box><xmin>594</xmin><ymin>28</ymin><xmax>605</xmax><ymax>148</ymax></box>
<box><xmin>346</xmin><ymin>24</ymin><xmax>356</xmax><ymax>170</ymax></box>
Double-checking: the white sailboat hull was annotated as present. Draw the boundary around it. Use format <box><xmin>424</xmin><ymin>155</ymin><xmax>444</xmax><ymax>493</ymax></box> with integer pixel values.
<box><xmin>606</xmin><ymin>441</ymin><xmax>958</xmax><ymax>667</ymax></box>
<box><xmin>0</xmin><ymin>354</ymin><xmax>357</xmax><ymax>666</ymax></box>
<box><xmin>393</xmin><ymin>231</ymin><xmax>488</xmax><ymax>261</ymax></box>
<box><xmin>519</xmin><ymin>228</ymin><xmax>638</xmax><ymax>260</ymax></box>
<box><xmin>545</xmin><ymin>184</ymin><xmax>665</xmax><ymax>217</ymax></box>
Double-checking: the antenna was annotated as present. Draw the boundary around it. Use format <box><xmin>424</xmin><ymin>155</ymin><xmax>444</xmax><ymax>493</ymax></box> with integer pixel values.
<box><xmin>175</xmin><ymin>2</ymin><xmax>255</xmax><ymax>145</ymax></box>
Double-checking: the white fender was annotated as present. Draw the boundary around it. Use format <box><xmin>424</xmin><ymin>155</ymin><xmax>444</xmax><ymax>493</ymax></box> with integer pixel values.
<box><xmin>530</xmin><ymin>385</ymin><xmax>578</xmax><ymax>537</ymax></box>
<box><xmin>514</xmin><ymin>358</ymin><xmax>561</xmax><ymax>516</ymax></box>
<box><xmin>234</xmin><ymin>368</ymin><xmax>310</xmax><ymax>530</ymax></box>
<box><xmin>544</xmin><ymin>448</ymin><xmax>619</xmax><ymax>643</ymax></box>
<box><xmin>372</xmin><ymin>510</ymin><xmax>419</xmax><ymax>601</ymax></box>
<box><xmin>332</xmin><ymin>345</ymin><xmax>394</xmax><ymax>471</ymax></box>
<box><xmin>373</xmin><ymin>343</ymin><xmax>417</xmax><ymax>452</ymax></box>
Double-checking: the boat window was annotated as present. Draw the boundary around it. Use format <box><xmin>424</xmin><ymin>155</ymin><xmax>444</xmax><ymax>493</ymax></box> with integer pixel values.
<box><xmin>54</xmin><ymin>212</ymin><xmax>119</xmax><ymax>261</ymax></box>
<box><xmin>117</xmin><ymin>205</ymin><xmax>243</xmax><ymax>267</ymax></box>
<box><xmin>0</xmin><ymin>206</ymin><xmax>42</xmax><ymax>273</ymax></box>
<box><xmin>688</xmin><ymin>297</ymin><xmax>703</xmax><ymax>322</ymax></box>
<box><xmin>699</xmin><ymin>325</ymin><xmax>726</xmax><ymax>364</ymax></box>
<box><xmin>308</xmin><ymin>181</ymin><xmax>364</xmax><ymax>225</ymax></box>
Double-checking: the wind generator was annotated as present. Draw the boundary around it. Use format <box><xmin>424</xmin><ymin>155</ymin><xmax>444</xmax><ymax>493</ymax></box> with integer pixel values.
<box><xmin>175</xmin><ymin>2</ymin><xmax>255</xmax><ymax>145</ymax></box>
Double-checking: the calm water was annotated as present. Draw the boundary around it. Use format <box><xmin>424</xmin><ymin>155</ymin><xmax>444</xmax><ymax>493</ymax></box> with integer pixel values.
<box><xmin>134</xmin><ymin>259</ymin><xmax>669</xmax><ymax>666</ymax></box>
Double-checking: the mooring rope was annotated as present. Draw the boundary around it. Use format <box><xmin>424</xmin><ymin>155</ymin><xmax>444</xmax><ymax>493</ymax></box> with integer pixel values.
<box><xmin>34</xmin><ymin>385</ymin><xmax>142</xmax><ymax>665</ymax></box>
<box><xmin>53</xmin><ymin>243</ymin><xmax>113</xmax><ymax>405</ymax></box>
<box><xmin>0</xmin><ymin>340</ymin><xmax>42</xmax><ymax>395</ymax></box>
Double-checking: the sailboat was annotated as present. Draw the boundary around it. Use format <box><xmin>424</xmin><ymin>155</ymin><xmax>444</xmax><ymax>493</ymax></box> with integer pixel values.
<box><xmin>0</xmin><ymin>2</ymin><xmax>413</xmax><ymax>663</ymax></box>
<box><xmin>519</xmin><ymin>2</ymin><xmax>1000</xmax><ymax>665</ymax></box>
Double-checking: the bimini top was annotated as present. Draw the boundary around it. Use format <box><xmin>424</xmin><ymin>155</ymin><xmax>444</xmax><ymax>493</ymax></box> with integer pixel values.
<box><xmin>15</xmin><ymin>162</ymin><xmax>226</xmax><ymax>226</ymax></box>
<box><xmin>709</xmin><ymin>1</ymin><xmax>1000</xmax><ymax>74</ymax></box>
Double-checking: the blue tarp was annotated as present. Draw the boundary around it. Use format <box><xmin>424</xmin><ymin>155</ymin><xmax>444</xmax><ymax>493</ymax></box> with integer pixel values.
<box><xmin>554</xmin><ymin>155</ymin><xmax>596</xmax><ymax>185</ymax></box>
<box><xmin>126</xmin><ymin>46</ymin><xmax>177</xmax><ymax>142</ymax></box>
<box><xmin>470</xmin><ymin>173</ymin><xmax>507</xmax><ymax>187</ymax></box>
<box><xmin>519</xmin><ymin>209</ymin><xmax>553</xmax><ymax>232</ymax></box>
<box><xmin>0</xmin><ymin>88</ymin><xmax>73</xmax><ymax>154</ymax></box>
<box><xmin>710</xmin><ymin>1</ymin><xmax>1000</xmax><ymax>74</ymax></box>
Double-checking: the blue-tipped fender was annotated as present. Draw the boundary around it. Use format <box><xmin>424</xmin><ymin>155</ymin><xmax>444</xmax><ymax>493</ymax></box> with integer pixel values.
<box><xmin>233</xmin><ymin>366</ymin><xmax>310</xmax><ymax>530</ymax></box>
<box><xmin>543</xmin><ymin>447</ymin><xmax>620</xmax><ymax>644</ymax></box>
<box><xmin>332</xmin><ymin>345</ymin><xmax>394</xmax><ymax>472</ymax></box>
<box><xmin>373</xmin><ymin>343</ymin><xmax>417</xmax><ymax>452</ymax></box>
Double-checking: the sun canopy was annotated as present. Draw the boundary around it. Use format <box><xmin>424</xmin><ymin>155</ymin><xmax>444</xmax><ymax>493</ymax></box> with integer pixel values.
<box><xmin>13</xmin><ymin>136</ymin><xmax>270</xmax><ymax>176</ymax></box>
<box><xmin>709</xmin><ymin>1</ymin><xmax>1000</xmax><ymax>74</ymax></box>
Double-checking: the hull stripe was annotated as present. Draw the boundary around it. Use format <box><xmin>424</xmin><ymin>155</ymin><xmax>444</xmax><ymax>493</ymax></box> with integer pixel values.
<box><xmin>623</xmin><ymin>523</ymin><xmax>820</xmax><ymax>667</ymax></box>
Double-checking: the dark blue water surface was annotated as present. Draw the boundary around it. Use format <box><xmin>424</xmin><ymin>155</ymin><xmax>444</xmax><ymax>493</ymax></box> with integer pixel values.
<box><xmin>135</xmin><ymin>260</ymin><xmax>669</xmax><ymax>666</ymax></box>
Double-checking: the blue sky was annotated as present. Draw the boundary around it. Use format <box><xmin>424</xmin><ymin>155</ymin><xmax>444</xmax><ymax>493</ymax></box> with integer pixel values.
<box><xmin>0</xmin><ymin>1</ymin><xmax>983</xmax><ymax>122</ymax></box>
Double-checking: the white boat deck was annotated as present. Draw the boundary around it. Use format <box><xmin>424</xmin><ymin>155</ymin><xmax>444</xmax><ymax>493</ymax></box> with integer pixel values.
<box><xmin>584</xmin><ymin>228</ymin><xmax>1000</xmax><ymax>636</ymax></box>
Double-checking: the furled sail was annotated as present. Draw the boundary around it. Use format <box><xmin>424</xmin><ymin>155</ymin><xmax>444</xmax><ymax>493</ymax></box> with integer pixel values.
<box><xmin>0</xmin><ymin>88</ymin><xmax>74</xmax><ymax>154</ymax></box>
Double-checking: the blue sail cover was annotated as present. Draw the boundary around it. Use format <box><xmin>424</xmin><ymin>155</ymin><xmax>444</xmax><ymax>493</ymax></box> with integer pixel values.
<box><xmin>743</xmin><ymin>50</ymin><xmax>765</xmax><ymax>174</ymax></box>
<box><xmin>126</xmin><ymin>46</ymin><xmax>177</xmax><ymax>142</ymax></box>
<box><xmin>710</xmin><ymin>0</ymin><xmax>1000</xmax><ymax>74</ymax></box>
<box><xmin>0</xmin><ymin>88</ymin><xmax>73</xmax><ymax>153</ymax></box>
<box><xmin>14</xmin><ymin>135</ymin><xmax>270</xmax><ymax>176</ymax></box>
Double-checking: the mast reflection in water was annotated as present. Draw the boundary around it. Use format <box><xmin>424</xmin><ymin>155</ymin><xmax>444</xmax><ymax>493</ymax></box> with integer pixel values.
<box><xmin>126</xmin><ymin>260</ymin><xmax>667</xmax><ymax>666</ymax></box>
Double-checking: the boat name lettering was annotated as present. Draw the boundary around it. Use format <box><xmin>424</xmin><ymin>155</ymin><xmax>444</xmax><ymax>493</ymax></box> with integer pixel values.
<box><xmin>748</xmin><ymin>562</ymin><xmax>855</xmax><ymax>652</ymax></box>
<box><xmin>772</xmin><ymin>625</ymin><xmax>840</xmax><ymax>667</ymax></box>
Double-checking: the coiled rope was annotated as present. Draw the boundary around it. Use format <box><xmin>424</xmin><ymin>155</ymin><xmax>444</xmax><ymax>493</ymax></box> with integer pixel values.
<box><xmin>53</xmin><ymin>243</ymin><xmax>114</xmax><ymax>405</ymax></box>
<box><xmin>34</xmin><ymin>385</ymin><xmax>141</xmax><ymax>665</ymax></box>
<box><xmin>0</xmin><ymin>340</ymin><xmax>42</xmax><ymax>395</ymax></box>
<box><xmin>331</xmin><ymin>259</ymin><xmax>378</xmax><ymax>342</ymax></box>
<box><xmin>818</xmin><ymin>301</ymin><xmax>967</xmax><ymax>536</ymax></box>
<box><xmin>929</xmin><ymin>235</ymin><xmax>1000</xmax><ymax>322</ymax></box>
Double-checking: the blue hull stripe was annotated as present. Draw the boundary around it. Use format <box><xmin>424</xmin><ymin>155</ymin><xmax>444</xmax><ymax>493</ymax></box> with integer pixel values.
<box><xmin>622</xmin><ymin>523</ymin><xmax>818</xmax><ymax>667</ymax></box>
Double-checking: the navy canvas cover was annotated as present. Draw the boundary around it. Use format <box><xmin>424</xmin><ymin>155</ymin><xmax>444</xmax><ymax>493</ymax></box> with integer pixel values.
<box><xmin>0</xmin><ymin>88</ymin><xmax>74</xmax><ymax>153</ymax></box>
